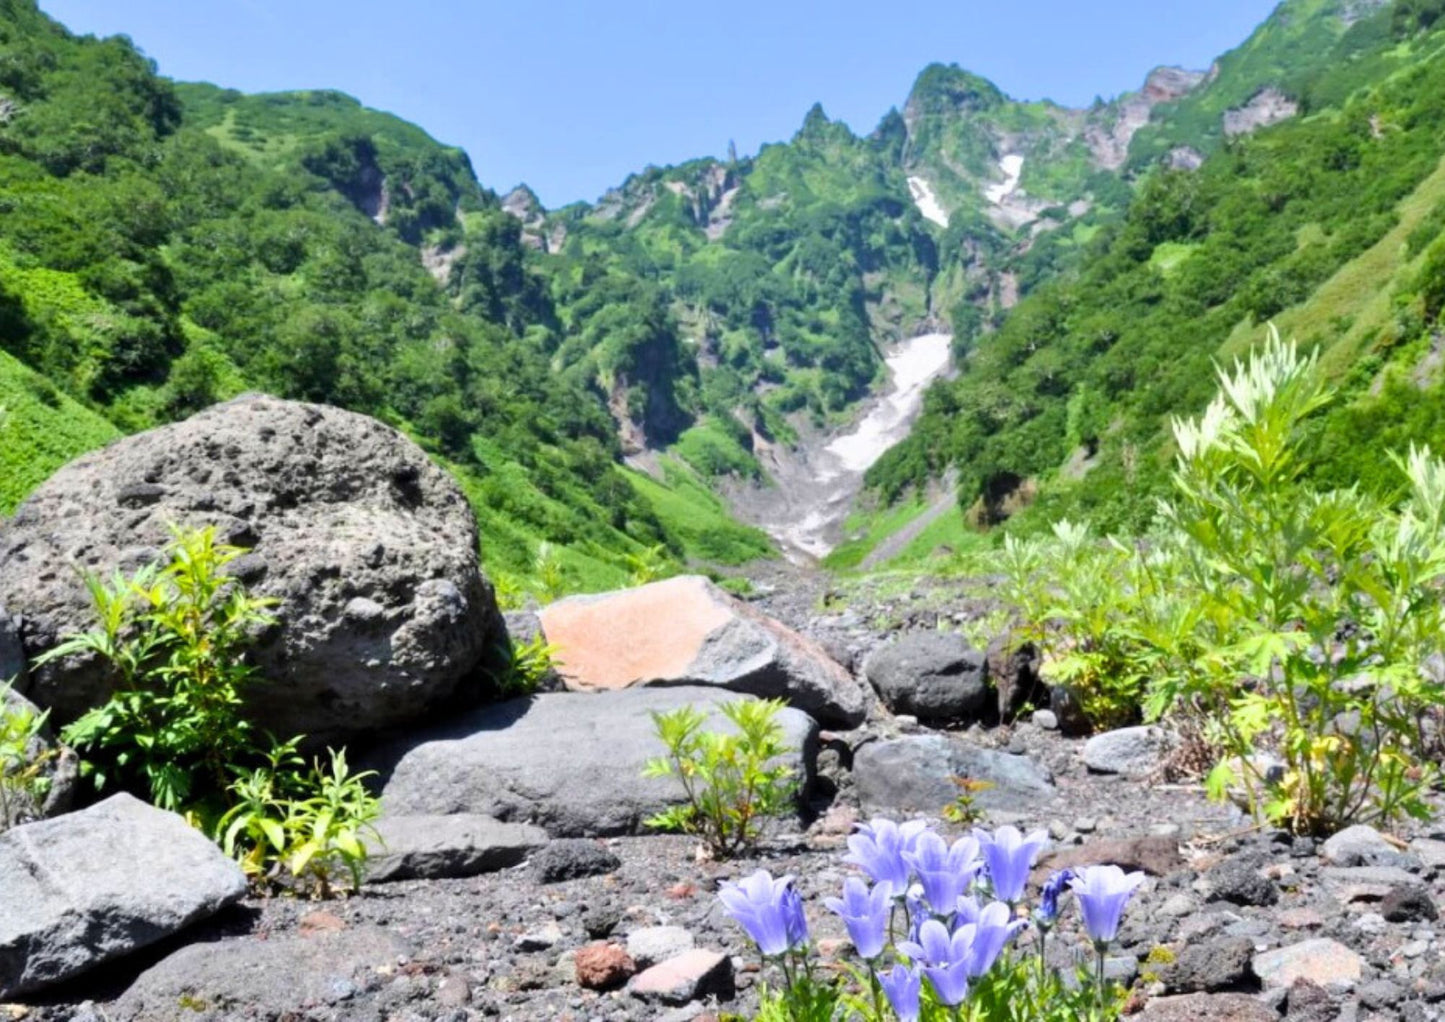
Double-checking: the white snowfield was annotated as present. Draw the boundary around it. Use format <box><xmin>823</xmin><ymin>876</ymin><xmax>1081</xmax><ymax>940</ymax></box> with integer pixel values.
<box><xmin>906</xmin><ymin>176</ymin><xmax>950</xmax><ymax>228</ymax></box>
<box><xmin>984</xmin><ymin>153</ymin><xmax>1025</xmax><ymax>205</ymax></box>
<box><xmin>825</xmin><ymin>332</ymin><xmax>953</xmax><ymax>473</ymax></box>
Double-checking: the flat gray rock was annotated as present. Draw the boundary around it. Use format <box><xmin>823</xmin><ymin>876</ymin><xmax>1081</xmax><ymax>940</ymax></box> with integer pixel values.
<box><xmin>112</xmin><ymin>926</ymin><xmax>411</xmax><ymax>1021</ymax></box>
<box><xmin>366</xmin><ymin>814</ymin><xmax>548</xmax><ymax>882</ymax></box>
<box><xmin>863</xmin><ymin>631</ymin><xmax>990</xmax><ymax>723</ymax></box>
<box><xmin>0</xmin><ymin>793</ymin><xmax>247</xmax><ymax>997</ymax></box>
<box><xmin>375</xmin><ymin>687</ymin><xmax>817</xmax><ymax>836</ymax></box>
<box><xmin>1083</xmin><ymin>725</ymin><xmax>1178</xmax><ymax>778</ymax></box>
<box><xmin>853</xmin><ymin>735</ymin><xmax>1054</xmax><ymax>816</ymax></box>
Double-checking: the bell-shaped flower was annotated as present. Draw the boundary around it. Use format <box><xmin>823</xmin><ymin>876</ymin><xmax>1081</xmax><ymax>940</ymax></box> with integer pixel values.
<box><xmin>876</xmin><ymin>963</ymin><xmax>922</xmax><ymax>1022</ymax></box>
<box><xmin>1035</xmin><ymin>868</ymin><xmax>1075</xmax><ymax>930</ymax></box>
<box><xmin>967</xmin><ymin>900</ymin><xmax>1027</xmax><ymax>976</ymax></box>
<box><xmin>898</xmin><ymin>918</ymin><xmax>975</xmax><ymax>1006</ymax></box>
<box><xmin>974</xmin><ymin>825</ymin><xmax>1049</xmax><ymax>903</ymax></box>
<box><xmin>1069</xmin><ymin>865</ymin><xmax>1146</xmax><ymax>945</ymax></box>
<box><xmin>718</xmin><ymin>870</ymin><xmax>808</xmax><ymax>957</ymax></box>
<box><xmin>823</xmin><ymin>876</ymin><xmax>890</xmax><ymax>960</ymax></box>
<box><xmin>844</xmin><ymin>817</ymin><xmax>929</xmax><ymax>897</ymax></box>
<box><xmin>903</xmin><ymin>831</ymin><xmax>981</xmax><ymax>915</ymax></box>
<box><xmin>954</xmin><ymin>892</ymin><xmax>982</xmax><ymax>927</ymax></box>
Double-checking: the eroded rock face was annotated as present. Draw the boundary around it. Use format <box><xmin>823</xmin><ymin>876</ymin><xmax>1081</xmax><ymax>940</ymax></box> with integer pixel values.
<box><xmin>374</xmin><ymin>686</ymin><xmax>817</xmax><ymax>837</ymax></box>
<box><xmin>538</xmin><ymin>576</ymin><xmax>866</xmax><ymax>727</ymax></box>
<box><xmin>1223</xmin><ymin>87</ymin><xmax>1299</xmax><ymax>137</ymax></box>
<box><xmin>0</xmin><ymin>793</ymin><xmax>247</xmax><ymax>997</ymax></box>
<box><xmin>0</xmin><ymin>393</ymin><xmax>504</xmax><ymax>740</ymax></box>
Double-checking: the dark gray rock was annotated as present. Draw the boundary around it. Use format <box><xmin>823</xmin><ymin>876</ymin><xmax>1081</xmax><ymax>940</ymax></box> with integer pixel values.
<box><xmin>0</xmin><ymin>607</ymin><xmax>23</xmax><ymax>687</ymax></box>
<box><xmin>375</xmin><ymin>687</ymin><xmax>817</xmax><ymax>836</ymax></box>
<box><xmin>1381</xmin><ymin>884</ymin><xmax>1438</xmax><ymax>922</ymax></box>
<box><xmin>853</xmin><ymin>735</ymin><xmax>1054</xmax><ymax>816</ymax></box>
<box><xmin>1206</xmin><ymin>855</ymin><xmax>1279</xmax><ymax>907</ymax></box>
<box><xmin>112</xmin><ymin>926</ymin><xmax>411</xmax><ymax>1022</ymax></box>
<box><xmin>366</xmin><ymin>814</ymin><xmax>548</xmax><ymax>882</ymax></box>
<box><xmin>986</xmin><ymin>635</ymin><xmax>1043</xmax><ymax>721</ymax></box>
<box><xmin>534</xmin><ymin>839</ymin><xmax>621</xmax><ymax>883</ymax></box>
<box><xmin>1083</xmin><ymin>725</ymin><xmax>1179</xmax><ymax>778</ymax></box>
<box><xmin>862</xmin><ymin>631</ymin><xmax>990</xmax><ymax>723</ymax></box>
<box><xmin>1283</xmin><ymin>979</ymin><xmax>1338</xmax><ymax>1022</ymax></box>
<box><xmin>1048</xmin><ymin>684</ymin><xmax>1091</xmax><ymax>737</ymax></box>
<box><xmin>0</xmin><ymin>394</ymin><xmax>504</xmax><ymax>740</ymax></box>
<box><xmin>0</xmin><ymin>793</ymin><xmax>247</xmax><ymax>997</ymax></box>
<box><xmin>1164</xmin><ymin>936</ymin><xmax>1258</xmax><ymax>993</ymax></box>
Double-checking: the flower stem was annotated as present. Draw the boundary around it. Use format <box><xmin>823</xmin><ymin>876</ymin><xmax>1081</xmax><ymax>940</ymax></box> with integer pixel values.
<box><xmin>868</xmin><ymin>965</ymin><xmax>884</xmax><ymax>1021</ymax></box>
<box><xmin>1095</xmin><ymin>942</ymin><xmax>1108</xmax><ymax>1016</ymax></box>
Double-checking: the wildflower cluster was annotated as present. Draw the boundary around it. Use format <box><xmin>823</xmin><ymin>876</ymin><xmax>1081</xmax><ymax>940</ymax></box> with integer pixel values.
<box><xmin>719</xmin><ymin>818</ymin><xmax>1144</xmax><ymax>1021</ymax></box>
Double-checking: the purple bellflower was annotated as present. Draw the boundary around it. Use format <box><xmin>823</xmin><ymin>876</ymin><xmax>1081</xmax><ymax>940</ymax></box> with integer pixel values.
<box><xmin>903</xmin><ymin>831</ymin><xmax>982</xmax><ymax>915</ymax></box>
<box><xmin>1035</xmin><ymin>868</ymin><xmax>1075</xmax><ymax>930</ymax></box>
<box><xmin>844</xmin><ymin>817</ymin><xmax>928</xmax><ymax>897</ymax></box>
<box><xmin>974</xmin><ymin>825</ymin><xmax>1049</xmax><ymax>903</ymax></box>
<box><xmin>1069</xmin><ymin>865</ymin><xmax>1146</xmax><ymax>945</ymax></box>
<box><xmin>966</xmin><ymin>900</ymin><xmax>1027</xmax><ymax>977</ymax></box>
<box><xmin>823</xmin><ymin>876</ymin><xmax>890</xmax><ymax>960</ymax></box>
<box><xmin>898</xmin><ymin>918</ymin><xmax>976</xmax><ymax>1006</ymax></box>
<box><xmin>718</xmin><ymin>870</ymin><xmax>808</xmax><ymax>957</ymax></box>
<box><xmin>876</xmin><ymin>963</ymin><xmax>922</xmax><ymax>1022</ymax></box>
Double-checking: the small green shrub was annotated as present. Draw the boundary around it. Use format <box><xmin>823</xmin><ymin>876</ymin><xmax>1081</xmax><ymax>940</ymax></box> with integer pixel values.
<box><xmin>0</xmin><ymin>683</ymin><xmax>55</xmax><ymax>830</ymax></box>
<box><xmin>218</xmin><ymin>743</ymin><xmax>380</xmax><ymax>898</ymax></box>
<box><xmin>43</xmin><ymin>525</ymin><xmax>277</xmax><ymax>812</ymax></box>
<box><xmin>643</xmin><ymin>698</ymin><xmax>798</xmax><ymax>858</ymax></box>
<box><xmin>496</xmin><ymin>633</ymin><xmax>559</xmax><ymax>697</ymax></box>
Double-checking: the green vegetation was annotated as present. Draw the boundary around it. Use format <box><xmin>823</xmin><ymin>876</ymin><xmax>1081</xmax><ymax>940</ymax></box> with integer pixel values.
<box><xmin>0</xmin><ymin>682</ymin><xmax>54</xmax><ymax>830</ymax></box>
<box><xmin>643</xmin><ymin>698</ymin><xmax>798</xmax><ymax>858</ymax></box>
<box><xmin>993</xmin><ymin>338</ymin><xmax>1445</xmax><ymax>834</ymax></box>
<box><xmin>874</xmin><ymin>6</ymin><xmax>1445</xmax><ymax>535</ymax></box>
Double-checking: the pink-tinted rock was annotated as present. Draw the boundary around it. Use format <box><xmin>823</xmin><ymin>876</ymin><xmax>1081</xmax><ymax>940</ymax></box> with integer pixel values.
<box><xmin>1136</xmin><ymin>993</ymin><xmax>1276</xmax><ymax>1021</ymax></box>
<box><xmin>574</xmin><ymin>942</ymin><xmax>636</xmax><ymax>991</ymax></box>
<box><xmin>1039</xmin><ymin>835</ymin><xmax>1183</xmax><ymax>877</ymax></box>
<box><xmin>538</xmin><ymin>576</ymin><xmax>865</xmax><ymax>726</ymax></box>
<box><xmin>627</xmin><ymin>948</ymin><xmax>734</xmax><ymax>1005</ymax></box>
<box><xmin>1252</xmin><ymin>938</ymin><xmax>1363</xmax><ymax>989</ymax></box>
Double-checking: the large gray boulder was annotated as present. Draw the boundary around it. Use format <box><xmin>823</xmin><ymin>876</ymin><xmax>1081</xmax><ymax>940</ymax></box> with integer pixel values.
<box><xmin>375</xmin><ymin>687</ymin><xmax>818</xmax><ymax>836</ymax></box>
<box><xmin>863</xmin><ymin>631</ymin><xmax>990</xmax><ymax>723</ymax></box>
<box><xmin>853</xmin><ymin>735</ymin><xmax>1055</xmax><ymax>816</ymax></box>
<box><xmin>0</xmin><ymin>792</ymin><xmax>247</xmax><ymax>997</ymax></box>
<box><xmin>537</xmin><ymin>575</ymin><xmax>867</xmax><ymax>727</ymax></box>
<box><xmin>0</xmin><ymin>393</ymin><xmax>504</xmax><ymax>740</ymax></box>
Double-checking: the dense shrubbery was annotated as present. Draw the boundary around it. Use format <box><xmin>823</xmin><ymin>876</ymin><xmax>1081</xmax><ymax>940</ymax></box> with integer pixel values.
<box><xmin>994</xmin><ymin>336</ymin><xmax>1445</xmax><ymax>835</ymax></box>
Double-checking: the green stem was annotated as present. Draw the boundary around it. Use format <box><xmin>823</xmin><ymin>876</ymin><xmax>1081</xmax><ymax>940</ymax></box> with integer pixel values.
<box><xmin>1095</xmin><ymin>942</ymin><xmax>1108</xmax><ymax>1017</ymax></box>
<box><xmin>868</xmin><ymin>965</ymin><xmax>884</xmax><ymax>1021</ymax></box>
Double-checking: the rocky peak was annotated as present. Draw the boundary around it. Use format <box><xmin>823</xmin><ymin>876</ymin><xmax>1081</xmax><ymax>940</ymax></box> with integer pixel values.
<box><xmin>1142</xmin><ymin>66</ymin><xmax>1209</xmax><ymax>104</ymax></box>
<box><xmin>501</xmin><ymin>184</ymin><xmax>543</xmax><ymax>223</ymax></box>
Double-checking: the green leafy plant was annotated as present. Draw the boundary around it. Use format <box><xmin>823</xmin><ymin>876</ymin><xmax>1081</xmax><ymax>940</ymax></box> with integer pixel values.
<box><xmin>496</xmin><ymin>633</ymin><xmax>559</xmax><ymax>697</ymax></box>
<box><xmin>41</xmin><ymin>525</ymin><xmax>277</xmax><ymax>813</ymax></box>
<box><xmin>940</xmin><ymin>775</ymin><xmax>994</xmax><ymax>826</ymax></box>
<box><xmin>218</xmin><ymin>742</ymin><xmax>380</xmax><ymax>898</ymax></box>
<box><xmin>0</xmin><ymin>683</ymin><xmax>56</xmax><ymax>830</ymax></box>
<box><xmin>643</xmin><ymin>698</ymin><xmax>798</xmax><ymax>858</ymax></box>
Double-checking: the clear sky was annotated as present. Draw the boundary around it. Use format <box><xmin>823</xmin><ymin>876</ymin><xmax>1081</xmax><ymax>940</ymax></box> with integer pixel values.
<box><xmin>39</xmin><ymin>1</ymin><xmax>1280</xmax><ymax>208</ymax></box>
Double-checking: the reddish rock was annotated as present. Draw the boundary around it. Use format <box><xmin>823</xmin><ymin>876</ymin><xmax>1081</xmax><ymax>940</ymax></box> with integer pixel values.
<box><xmin>1252</xmin><ymin>939</ymin><xmax>1363</xmax><ymax>989</ymax></box>
<box><xmin>298</xmin><ymin>910</ymin><xmax>346</xmax><ymax>936</ymax></box>
<box><xmin>1038</xmin><ymin>835</ymin><xmax>1183</xmax><ymax>877</ymax></box>
<box><xmin>537</xmin><ymin>576</ymin><xmax>865</xmax><ymax>726</ymax></box>
<box><xmin>1136</xmin><ymin>993</ymin><xmax>1276</xmax><ymax>1021</ymax></box>
<box><xmin>574</xmin><ymin>943</ymin><xmax>636</xmax><ymax>991</ymax></box>
<box><xmin>628</xmin><ymin>948</ymin><xmax>734</xmax><ymax>1005</ymax></box>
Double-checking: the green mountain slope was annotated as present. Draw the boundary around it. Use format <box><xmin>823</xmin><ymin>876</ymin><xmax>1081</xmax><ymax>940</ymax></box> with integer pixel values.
<box><xmin>867</xmin><ymin>1</ymin><xmax>1445</xmax><ymax>542</ymax></box>
<box><xmin>0</xmin><ymin>0</ymin><xmax>768</xmax><ymax>591</ymax></box>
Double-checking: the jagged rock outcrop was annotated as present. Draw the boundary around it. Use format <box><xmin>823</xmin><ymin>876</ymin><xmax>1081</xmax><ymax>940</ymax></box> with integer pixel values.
<box><xmin>1085</xmin><ymin>66</ymin><xmax>1208</xmax><ymax>169</ymax></box>
<box><xmin>1223</xmin><ymin>87</ymin><xmax>1299</xmax><ymax>137</ymax></box>
<box><xmin>0</xmin><ymin>393</ymin><xmax>505</xmax><ymax>740</ymax></box>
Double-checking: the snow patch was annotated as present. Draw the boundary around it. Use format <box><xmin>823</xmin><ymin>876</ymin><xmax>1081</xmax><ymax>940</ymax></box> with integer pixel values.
<box><xmin>825</xmin><ymin>332</ymin><xmax>953</xmax><ymax>474</ymax></box>
<box><xmin>984</xmin><ymin>154</ymin><xmax>1024</xmax><ymax>205</ymax></box>
<box><xmin>907</xmin><ymin>176</ymin><xmax>950</xmax><ymax>228</ymax></box>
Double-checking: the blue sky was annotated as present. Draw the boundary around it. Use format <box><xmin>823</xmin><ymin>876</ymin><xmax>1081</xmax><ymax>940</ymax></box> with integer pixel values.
<box><xmin>40</xmin><ymin>1</ymin><xmax>1279</xmax><ymax>208</ymax></box>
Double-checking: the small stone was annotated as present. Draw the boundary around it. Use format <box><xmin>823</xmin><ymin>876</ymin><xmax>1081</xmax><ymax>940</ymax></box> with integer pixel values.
<box><xmin>515</xmin><ymin>922</ymin><xmax>564</xmax><ymax>952</ymax></box>
<box><xmin>1283</xmin><ymin>979</ymin><xmax>1337</xmax><ymax>1022</ymax></box>
<box><xmin>1164</xmin><ymin>936</ymin><xmax>1257</xmax><ymax>994</ymax></box>
<box><xmin>532</xmin><ymin>840</ymin><xmax>621</xmax><ymax>884</ymax></box>
<box><xmin>1075</xmin><ymin>817</ymin><xmax>1097</xmax><ymax>834</ymax></box>
<box><xmin>1408</xmin><ymin>837</ymin><xmax>1445</xmax><ymax>872</ymax></box>
<box><xmin>1381</xmin><ymin>885</ymin><xmax>1438</xmax><ymax>922</ymax></box>
<box><xmin>1033</xmin><ymin>709</ymin><xmax>1059</xmax><ymax>730</ymax></box>
<box><xmin>1358</xmin><ymin>978</ymin><xmax>1405</xmax><ymax>1009</ymax></box>
<box><xmin>1321</xmin><ymin>825</ymin><xmax>1399</xmax><ymax>866</ymax></box>
<box><xmin>1041</xmin><ymin>835</ymin><xmax>1183</xmax><ymax>877</ymax></box>
<box><xmin>1160</xmin><ymin>894</ymin><xmax>1196</xmax><ymax>918</ymax></box>
<box><xmin>436</xmin><ymin>974</ymin><xmax>470</xmax><ymax>1007</ymax></box>
<box><xmin>1206</xmin><ymin>856</ymin><xmax>1278</xmax><ymax>907</ymax></box>
<box><xmin>1082</xmin><ymin>725</ymin><xmax>1178</xmax><ymax>778</ymax></box>
<box><xmin>1252</xmin><ymin>939</ymin><xmax>1363</xmax><ymax>989</ymax></box>
<box><xmin>574</xmin><ymin>943</ymin><xmax>636</xmax><ymax>991</ymax></box>
<box><xmin>299</xmin><ymin>911</ymin><xmax>346</xmax><ymax>935</ymax></box>
<box><xmin>581</xmin><ymin>902</ymin><xmax>621</xmax><ymax>939</ymax></box>
<box><xmin>1278</xmin><ymin>908</ymin><xmax>1325</xmax><ymax>930</ymax></box>
<box><xmin>626</xmin><ymin>926</ymin><xmax>696</xmax><ymax>969</ymax></box>
<box><xmin>1136</xmin><ymin>992</ymin><xmax>1276</xmax><ymax>1021</ymax></box>
<box><xmin>628</xmin><ymin>949</ymin><xmax>734</xmax><ymax>1006</ymax></box>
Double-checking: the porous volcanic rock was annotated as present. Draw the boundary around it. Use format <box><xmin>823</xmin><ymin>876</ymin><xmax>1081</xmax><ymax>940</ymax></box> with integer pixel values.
<box><xmin>863</xmin><ymin>631</ymin><xmax>990</xmax><ymax>723</ymax></box>
<box><xmin>0</xmin><ymin>793</ymin><xmax>247</xmax><ymax>997</ymax></box>
<box><xmin>0</xmin><ymin>393</ymin><xmax>504</xmax><ymax>739</ymax></box>
<box><xmin>537</xmin><ymin>575</ymin><xmax>866</xmax><ymax>727</ymax></box>
<box><xmin>852</xmin><ymin>735</ymin><xmax>1054</xmax><ymax>816</ymax></box>
<box><xmin>374</xmin><ymin>686</ymin><xmax>818</xmax><ymax>836</ymax></box>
